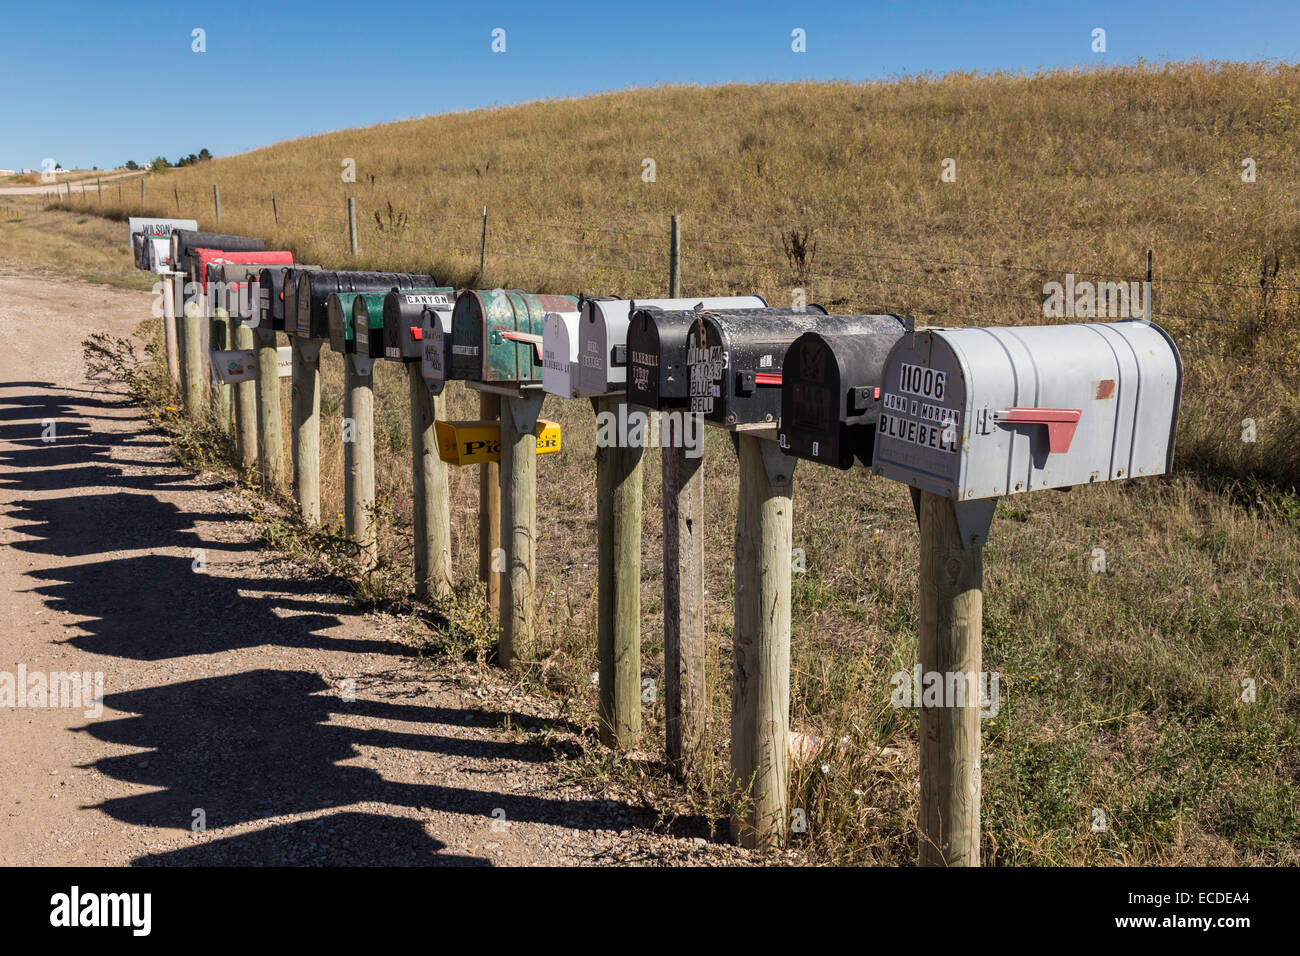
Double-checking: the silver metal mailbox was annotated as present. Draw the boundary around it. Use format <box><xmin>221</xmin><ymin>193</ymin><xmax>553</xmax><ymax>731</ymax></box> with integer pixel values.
<box><xmin>127</xmin><ymin>217</ymin><xmax>197</xmax><ymax>252</ymax></box>
<box><xmin>871</xmin><ymin>319</ymin><xmax>1182</xmax><ymax>502</ymax></box>
<box><xmin>541</xmin><ymin>311</ymin><xmax>582</xmax><ymax>398</ymax></box>
<box><xmin>420</xmin><ymin>303</ymin><xmax>457</xmax><ymax>394</ymax></box>
<box><xmin>575</xmin><ymin>295</ymin><xmax>766</xmax><ymax>397</ymax></box>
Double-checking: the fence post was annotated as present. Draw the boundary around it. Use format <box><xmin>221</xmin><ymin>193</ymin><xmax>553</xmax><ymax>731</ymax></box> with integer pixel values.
<box><xmin>213</xmin><ymin>184</ymin><xmax>221</xmax><ymax>222</ymax></box>
<box><xmin>669</xmin><ymin>214</ymin><xmax>681</xmax><ymax>297</ymax></box>
<box><xmin>662</xmin><ymin>432</ymin><xmax>706</xmax><ymax>776</ymax></box>
<box><xmin>343</xmin><ymin>357</ymin><xmax>377</xmax><ymax>567</ymax></box>
<box><xmin>917</xmin><ymin>490</ymin><xmax>983</xmax><ymax>866</ymax></box>
<box><xmin>410</xmin><ymin>367</ymin><xmax>453</xmax><ymax>600</ymax></box>
<box><xmin>272</xmin><ymin>191</ymin><xmax>279</xmax><ymax>225</ymax></box>
<box><xmin>96</xmin><ymin>177</ymin><xmax>101</xmax><ymax>202</ymax></box>
<box><xmin>174</xmin><ymin>183</ymin><xmax>179</xmax><ymax>211</ymax></box>
<box><xmin>499</xmin><ymin>391</ymin><xmax>542</xmax><ymax>667</ymax></box>
<box><xmin>117</xmin><ymin>183</ymin><xmax>122</xmax><ymax>204</ymax></box>
<box><xmin>161</xmin><ymin>271</ymin><xmax>181</xmax><ymax>384</ymax></box>
<box><xmin>730</xmin><ymin>434</ymin><xmax>795</xmax><ymax>851</ymax></box>
<box><xmin>291</xmin><ymin>336</ymin><xmax>322</xmax><ymax>524</ymax></box>
<box><xmin>479</xmin><ymin>205</ymin><xmax>487</xmax><ymax>278</ymax></box>
<box><xmin>181</xmin><ymin>296</ymin><xmax>205</xmax><ymax>418</ymax></box>
<box><xmin>1143</xmin><ymin>249</ymin><xmax>1153</xmax><ymax>325</ymax></box>
<box><xmin>140</xmin><ymin>177</ymin><xmax>145</xmax><ymax>204</ymax></box>
<box><xmin>232</xmin><ymin>322</ymin><xmax>259</xmax><ymax>468</ymax></box>
<box><xmin>478</xmin><ymin>392</ymin><xmax>501</xmax><ymax>615</ymax></box>
<box><xmin>348</xmin><ymin>197</ymin><xmax>358</xmax><ymax>256</ymax></box>
<box><xmin>595</xmin><ymin>395</ymin><xmax>644</xmax><ymax>749</ymax></box>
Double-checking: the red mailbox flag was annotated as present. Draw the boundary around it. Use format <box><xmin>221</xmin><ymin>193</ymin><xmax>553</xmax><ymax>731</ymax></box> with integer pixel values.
<box><xmin>194</xmin><ymin>248</ymin><xmax>294</xmax><ymax>291</ymax></box>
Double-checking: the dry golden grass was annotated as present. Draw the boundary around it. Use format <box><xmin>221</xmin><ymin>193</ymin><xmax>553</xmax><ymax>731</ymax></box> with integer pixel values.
<box><xmin>19</xmin><ymin>62</ymin><xmax>1300</xmax><ymax>864</ymax></box>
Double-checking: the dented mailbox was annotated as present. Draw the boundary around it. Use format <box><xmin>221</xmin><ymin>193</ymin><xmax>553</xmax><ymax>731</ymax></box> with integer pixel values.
<box><xmin>627</xmin><ymin>306</ymin><xmax>826</xmax><ymax>411</ymax></box>
<box><xmin>295</xmin><ymin>271</ymin><xmax>436</xmax><ymax>340</ymax></box>
<box><xmin>450</xmin><ymin>290</ymin><xmax>579</xmax><ymax>384</ymax></box>
<box><xmin>870</xmin><ymin>320</ymin><xmax>1183</xmax><ymax>500</ymax></box>
<box><xmin>777</xmin><ymin>318</ymin><xmax>912</xmax><ymax>468</ymax></box>
<box><xmin>382</xmin><ymin>288</ymin><xmax>456</xmax><ymax>362</ymax></box>
<box><xmin>573</xmin><ymin>295</ymin><xmax>766</xmax><ymax>398</ymax></box>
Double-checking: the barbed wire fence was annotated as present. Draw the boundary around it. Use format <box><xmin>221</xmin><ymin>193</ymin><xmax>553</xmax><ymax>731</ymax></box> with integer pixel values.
<box><xmin>46</xmin><ymin>177</ymin><xmax>1300</xmax><ymax>374</ymax></box>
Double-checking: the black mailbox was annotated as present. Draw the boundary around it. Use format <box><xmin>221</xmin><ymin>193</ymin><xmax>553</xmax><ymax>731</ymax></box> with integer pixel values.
<box><xmin>777</xmin><ymin>320</ymin><xmax>912</xmax><ymax>468</ymax></box>
<box><xmin>382</xmin><ymin>288</ymin><xmax>456</xmax><ymax>362</ymax></box>
<box><xmin>257</xmin><ymin>266</ymin><xmax>308</xmax><ymax>332</ymax></box>
<box><xmin>687</xmin><ymin>310</ymin><xmax>909</xmax><ymax>428</ymax></box>
<box><xmin>170</xmin><ymin>230</ymin><xmax>265</xmax><ymax>283</ymax></box>
<box><xmin>627</xmin><ymin>306</ymin><xmax>827</xmax><ymax>410</ymax></box>
<box><xmin>295</xmin><ymin>271</ymin><xmax>437</xmax><ymax>340</ymax></box>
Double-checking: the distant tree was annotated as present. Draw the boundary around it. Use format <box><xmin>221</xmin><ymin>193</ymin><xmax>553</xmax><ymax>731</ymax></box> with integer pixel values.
<box><xmin>124</xmin><ymin>160</ymin><xmax>139</xmax><ymax>170</ymax></box>
<box><xmin>151</xmin><ymin>156</ymin><xmax>171</xmax><ymax>173</ymax></box>
<box><xmin>198</xmin><ymin>148</ymin><xmax>212</xmax><ymax>161</ymax></box>
<box><xmin>55</xmin><ymin>162</ymin><xmax>63</xmax><ymax>170</ymax></box>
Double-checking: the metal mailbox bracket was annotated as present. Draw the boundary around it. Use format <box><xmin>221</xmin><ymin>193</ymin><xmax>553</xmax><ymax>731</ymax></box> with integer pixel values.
<box><xmin>507</xmin><ymin>392</ymin><xmax>545</xmax><ymax>434</ymax></box>
<box><xmin>295</xmin><ymin>339</ymin><xmax>322</xmax><ymax>362</ymax></box>
<box><xmin>953</xmin><ymin>498</ymin><xmax>998</xmax><ymax>550</ymax></box>
<box><xmin>352</xmin><ymin>355</ymin><xmax>375</xmax><ymax>377</ymax></box>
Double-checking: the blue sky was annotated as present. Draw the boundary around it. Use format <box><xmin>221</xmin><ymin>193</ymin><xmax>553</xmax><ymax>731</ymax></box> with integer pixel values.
<box><xmin>2</xmin><ymin>0</ymin><xmax>1296</xmax><ymax>171</ymax></box>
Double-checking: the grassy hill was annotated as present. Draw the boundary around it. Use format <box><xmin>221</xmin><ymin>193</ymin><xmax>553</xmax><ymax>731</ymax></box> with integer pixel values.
<box><xmin>28</xmin><ymin>61</ymin><xmax>1300</xmax><ymax>864</ymax></box>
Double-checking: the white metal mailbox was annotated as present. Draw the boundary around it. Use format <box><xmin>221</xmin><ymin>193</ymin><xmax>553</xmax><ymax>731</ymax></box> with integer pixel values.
<box><xmin>542</xmin><ymin>312</ymin><xmax>582</xmax><ymax>398</ymax></box>
<box><xmin>575</xmin><ymin>295</ymin><xmax>766</xmax><ymax>397</ymax></box>
<box><xmin>127</xmin><ymin>217</ymin><xmax>197</xmax><ymax>272</ymax></box>
<box><xmin>419</xmin><ymin>302</ymin><xmax>457</xmax><ymax>394</ymax></box>
<box><xmin>871</xmin><ymin>319</ymin><xmax>1182</xmax><ymax>504</ymax></box>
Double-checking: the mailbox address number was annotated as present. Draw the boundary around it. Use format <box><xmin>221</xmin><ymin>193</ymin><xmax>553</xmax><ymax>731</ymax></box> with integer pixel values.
<box><xmin>898</xmin><ymin>362</ymin><xmax>946</xmax><ymax>400</ymax></box>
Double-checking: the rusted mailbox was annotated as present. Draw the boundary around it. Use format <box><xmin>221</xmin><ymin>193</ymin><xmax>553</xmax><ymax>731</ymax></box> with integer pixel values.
<box><xmin>627</xmin><ymin>306</ymin><xmax>825</xmax><ymax>410</ymax></box>
<box><xmin>777</xmin><ymin>318</ymin><xmax>913</xmax><ymax>468</ymax></box>
<box><xmin>871</xmin><ymin>319</ymin><xmax>1183</xmax><ymax>502</ymax></box>
<box><xmin>294</xmin><ymin>271</ymin><xmax>437</xmax><ymax>340</ymax></box>
<box><xmin>571</xmin><ymin>295</ymin><xmax>767</xmax><ymax>399</ymax></box>
<box><xmin>450</xmin><ymin>290</ymin><xmax>579</xmax><ymax>385</ymax></box>
<box><xmin>382</xmin><ymin>288</ymin><xmax>456</xmax><ymax>362</ymax></box>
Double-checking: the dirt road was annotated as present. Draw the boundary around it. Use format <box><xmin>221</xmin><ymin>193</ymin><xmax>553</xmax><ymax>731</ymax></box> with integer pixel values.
<box><xmin>0</xmin><ymin>170</ymin><xmax>143</xmax><ymax>197</ymax></box>
<box><xmin>0</xmin><ymin>273</ymin><xmax>733</xmax><ymax>866</ymax></box>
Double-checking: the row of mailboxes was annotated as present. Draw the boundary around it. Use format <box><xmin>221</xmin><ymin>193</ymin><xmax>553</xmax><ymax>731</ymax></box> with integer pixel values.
<box><xmin>538</xmin><ymin>295</ymin><xmax>768</xmax><ymax>399</ymax></box>
<box><xmin>294</xmin><ymin>271</ymin><xmax>438</xmax><ymax>340</ymax></box>
<box><xmin>627</xmin><ymin>306</ymin><xmax>827</xmax><ymax>411</ymax></box>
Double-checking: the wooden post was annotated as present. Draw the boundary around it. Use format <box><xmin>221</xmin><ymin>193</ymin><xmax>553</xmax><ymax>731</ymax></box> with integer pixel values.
<box><xmin>291</xmin><ymin>337</ymin><xmax>322</xmax><ymax>524</ymax></box>
<box><xmin>140</xmin><ymin>177</ymin><xmax>145</xmax><ymax>203</ymax></box>
<box><xmin>478</xmin><ymin>205</ymin><xmax>487</xmax><ymax>279</ymax></box>
<box><xmin>255</xmin><ymin>327</ymin><xmax>285</xmax><ymax>488</ymax></box>
<box><xmin>663</xmin><ymin>436</ymin><xmax>706</xmax><ymax>776</ymax></box>
<box><xmin>478</xmin><ymin>391</ymin><xmax>501</xmax><ymax>614</ymax></box>
<box><xmin>210</xmin><ymin>308</ymin><xmax>231</xmax><ymax>426</ymax></box>
<box><xmin>917</xmin><ymin>490</ymin><xmax>983</xmax><ymax>867</ymax></box>
<box><xmin>730</xmin><ymin>434</ymin><xmax>795</xmax><ymax>851</ymax></box>
<box><xmin>181</xmin><ymin>302</ymin><xmax>205</xmax><ymax>418</ymax></box>
<box><xmin>96</xmin><ymin>177</ymin><xmax>101</xmax><ymax>201</ymax></box>
<box><xmin>347</xmin><ymin>197</ymin><xmax>358</xmax><ymax>256</ymax></box>
<box><xmin>343</xmin><ymin>358</ymin><xmax>377</xmax><ymax>568</ymax></box>
<box><xmin>213</xmin><ymin>184</ymin><xmax>221</xmax><ymax>222</ymax></box>
<box><xmin>232</xmin><ymin>323</ymin><xmax>258</xmax><ymax>469</ymax></box>
<box><xmin>595</xmin><ymin>397</ymin><xmax>643</xmax><ymax>749</ymax></box>
<box><xmin>161</xmin><ymin>271</ymin><xmax>181</xmax><ymax>385</ymax></box>
<box><xmin>410</xmin><ymin>366</ymin><xmax>452</xmax><ymax>600</ymax></box>
<box><xmin>669</xmin><ymin>214</ymin><xmax>681</xmax><ymax>297</ymax></box>
<box><xmin>173</xmin><ymin>183</ymin><xmax>179</xmax><ymax>211</ymax></box>
<box><xmin>498</xmin><ymin>392</ymin><xmax>542</xmax><ymax>667</ymax></box>
<box><xmin>271</xmin><ymin>191</ymin><xmax>279</xmax><ymax>225</ymax></box>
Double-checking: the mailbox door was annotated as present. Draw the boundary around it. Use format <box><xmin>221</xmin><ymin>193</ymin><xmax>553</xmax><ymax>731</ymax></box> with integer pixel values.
<box><xmin>778</xmin><ymin>321</ymin><xmax>909</xmax><ymax>468</ymax></box>
<box><xmin>576</xmin><ymin>295</ymin><xmax>766</xmax><ymax>397</ymax></box>
<box><xmin>542</xmin><ymin>312</ymin><xmax>580</xmax><ymax>397</ymax></box>
<box><xmin>352</xmin><ymin>294</ymin><xmax>391</xmax><ymax>359</ymax></box>
<box><xmin>421</xmin><ymin>308</ymin><xmax>454</xmax><ymax>384</ymax></box>
<box><xmin>382</xmin><ymin>289</ymin><xmax>455</xmax><ymax>362</ymax></box>
<box><xmin>327</xmin><ymin>293</ymin><xmax>361</xmax><ymax>353</ymax></box>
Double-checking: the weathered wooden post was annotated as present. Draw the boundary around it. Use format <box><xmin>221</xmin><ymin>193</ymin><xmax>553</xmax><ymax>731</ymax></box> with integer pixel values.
<box><xmin>498</xmin><ymin>392</ymin><xmax>543</xmax><ymax>667</ymax></box>
<box><xmin>662</xmin><ymin>436</ymin><xmax>706</xmax><ymax>775</ymax></box>
<box><xmin>730</xmin><ymin>434</ymin><xmax>795</xmax><ymax>850</ymax></box>
<box><xmin>255</xmin><ymin>326</ymin><xmax>284</xmax><ymax>487</ymax></box>
<box><xmin>478</xmin><ymin>392</ymin><xmax>501</xmax><ymax>613</ymax></box>
<box><xmin>173</xmin><ymin>183</ymin><xmax>179</xmax><ymax>211</ymax></box>
<box><xmin>161</xmin><ymin>270</ymin><xmax>181</xmax><ymax>384</ymax></box>
<box><xmin>210</xmin><ymin>296</ymin><xmax>231</xmax><ymax>426</ymax></box>
<box><xmin>140</xmin><ymin>177</ymin><xmax>145</xmax><ymax>204</ymax></box>
<box><xmin>594</xmin><ymin>396</ymin><xmax>643</xmax><ymax>749</ymax></box>
<box><xmin>96</xmin><ymin>177</ymin><xmax>102</xmax><ymax>201</ymax></box>
<box><xmin>410</xmin><ymin>366</ymin><xmax>452</xmax><ymax>599</ymax></box>
<box><xmin>271</xmin><ymin>191</ymin><xmax>279</xmax><ymax>225</ymax></box>
<box><xmin>232</xmin><ymin>321</ymin><xmax>259</xmax><ymax>468</ymax></box>
<box><xmin>181</xmin><ymin>293</ymin><xmax>205</xmax><ymax>417</ymax></box>
<box><xmin>917</xmin><ymin>491</ymin><xmax>983</xmax><ymax>866</ymax></box>
<box><xmin>347</xmin><ymin>197</ymin><xmax>358</xmax><ymax>256</ymax></box>
<box><xmin>213</xmin><ymin>184</ymin><xmax>221</xmax><ymax>222</ymax></box>
<box><xmin>669</xmin><ymin>214</ymin><xmax>681</xmax><ymax>297</ymax></box>
<box><xmin>343</xmin><ymin>354</ymin><xmax>377</xmax><ymax>567</ymax></box>
<box><xmin>291</xmin><ymin>335</ymin><xmax>322</xmax><ymax>524</ymax></box>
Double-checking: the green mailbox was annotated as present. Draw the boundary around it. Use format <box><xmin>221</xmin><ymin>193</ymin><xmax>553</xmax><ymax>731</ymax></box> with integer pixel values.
<box><xmin>327</xmin><ymin>291</ymin><xmax>387</xmax><ymax>354</ymax></box>
<box><xmin>450</xmin><ymin>289</ymin><xmax>580</xmax><ymax>384</ymax></box>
